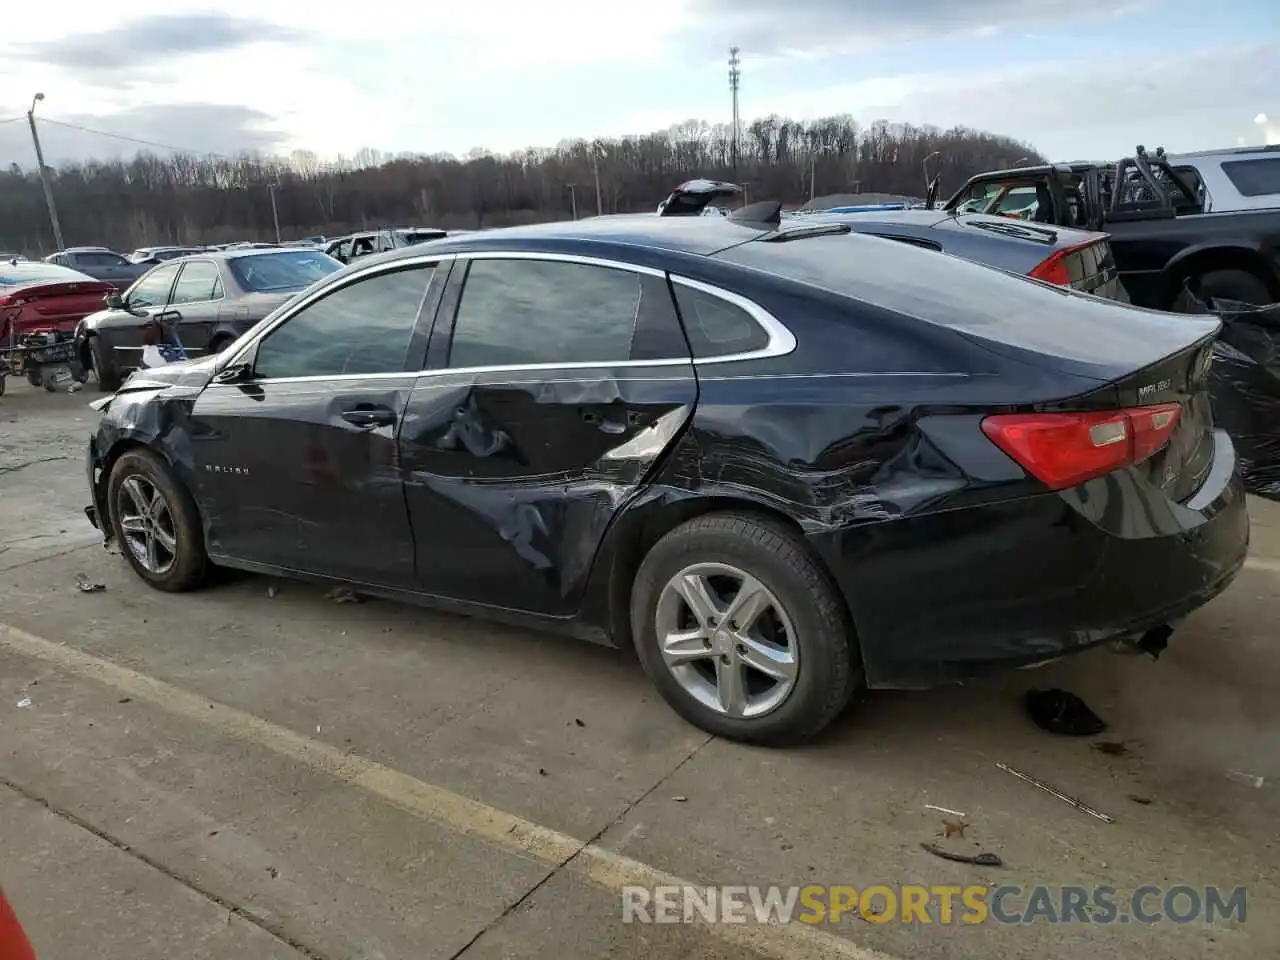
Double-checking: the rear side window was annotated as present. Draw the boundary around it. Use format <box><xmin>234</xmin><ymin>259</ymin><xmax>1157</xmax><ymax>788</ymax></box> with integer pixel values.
<box><xmin>671</xmin><ymin>283</ymin><xmax>769</xmax><ymax>358</ymax></box>
<box><xmin>1221</xmin><ymin>158</ymin><xmax>1280</xmax><ymax>198</ymax></box>
<box><xmin>447</xmin><ymin>258</ymin><xmax>680</xmax><ymax>368</ymax></box>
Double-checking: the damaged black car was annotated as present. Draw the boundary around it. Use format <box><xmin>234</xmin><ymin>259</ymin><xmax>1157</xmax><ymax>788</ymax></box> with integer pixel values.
<box><xmin>84</xmin><ymin>214</ymin><xmax>1250</xmax><ymax>745</ymax></box>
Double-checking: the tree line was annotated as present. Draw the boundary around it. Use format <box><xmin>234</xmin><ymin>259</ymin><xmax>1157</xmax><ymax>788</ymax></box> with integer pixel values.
<box><xmin>1</xmin><ymin>115</ymin><xmax>1042</xmax><ymax>255</ymax></box>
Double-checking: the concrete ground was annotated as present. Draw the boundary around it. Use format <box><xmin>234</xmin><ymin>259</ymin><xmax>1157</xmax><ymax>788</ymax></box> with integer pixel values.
<box><xmin>1</xmin><ymin>383</ymin><xmax>1277</xmax><ymax>960</ymax></box>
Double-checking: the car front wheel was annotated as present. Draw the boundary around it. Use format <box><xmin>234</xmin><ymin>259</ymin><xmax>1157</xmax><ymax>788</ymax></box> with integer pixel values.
<box><xmin>630</xmin><ymin>512</ymin><xmax>862</xmax><ymax>745</ymax></box>
<box><xmin>89</xmin><ymin>337</ymin><xmax>122</xmax><ymax>392</ymax></box>
<box><xmin>107</xmin><ymin>448</ymin><xmax>207</xmax><ymax>591</ymax></box>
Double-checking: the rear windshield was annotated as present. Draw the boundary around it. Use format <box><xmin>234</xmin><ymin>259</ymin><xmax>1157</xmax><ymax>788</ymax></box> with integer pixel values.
<box><xmin>715</xmin><ymin>233</ymin><xmax>1207</xmax><ymax>369</ymax></box>
<box><xmin>229</xmin><ymin>251</ymin><xmax>342</xmax><ymax>293</ymax></box>
<box><xmin>395</xmin><ymin>230</ymin><xmax>447</xmax><ymax>246</ymax></box>
<box><xmin>0</xmin><ymin>263</ymin><xmax>98</xmax><ymax>289</ymax></box>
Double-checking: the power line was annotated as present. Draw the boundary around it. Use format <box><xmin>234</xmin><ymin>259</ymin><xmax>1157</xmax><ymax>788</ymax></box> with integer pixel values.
<box><xmin>35</xmin><ymin>117</ymin><xmax>230</xmax><ymax>159</ymax></box>
<box><xmin>0</xmin><ymin>116</ymin><xmax>26</xmax><ymax>125</ymax></box>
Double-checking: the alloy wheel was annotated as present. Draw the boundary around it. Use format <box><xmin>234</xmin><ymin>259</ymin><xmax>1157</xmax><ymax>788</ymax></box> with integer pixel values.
<box><xmin>117</xmin><ymin>475</ymin><xmax>178</xmax><ymax>575</ymax></box>
<box><xmin>653</xmin><ymin>562</ymin><xmax>799</xmax><ymax>719</ymax></box>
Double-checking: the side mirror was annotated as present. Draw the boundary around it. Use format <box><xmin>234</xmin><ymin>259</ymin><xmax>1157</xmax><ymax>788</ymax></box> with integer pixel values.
<box><xmin>212</xmin><ymin>360</ymin><xmax>253</xmax><ymax>384</ymax></box>
<box><xmin>104</xmin><ymin>290</ymin><xmax>125</xmax><ymax>309</ymax></box>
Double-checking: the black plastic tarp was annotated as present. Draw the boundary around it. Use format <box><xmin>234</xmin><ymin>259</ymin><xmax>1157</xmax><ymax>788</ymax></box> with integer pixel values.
<box><xmin>1185</xmin><ymin>292</ymin><xmax>1280</xmax><ymax>501</ymax></box>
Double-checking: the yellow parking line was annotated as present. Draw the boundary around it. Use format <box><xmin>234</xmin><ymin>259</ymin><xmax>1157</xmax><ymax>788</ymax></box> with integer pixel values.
<box><xmin>0</xmin><ymin>622</ymin><xmax>896</xmax><ymax>960</ymax></box>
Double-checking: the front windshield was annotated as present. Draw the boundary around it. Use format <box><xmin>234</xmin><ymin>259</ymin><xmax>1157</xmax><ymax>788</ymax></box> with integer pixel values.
<box><xmin>229</xmin><ymin>251</ymin><xmax>342</xmax><ymax>293</ymax></box>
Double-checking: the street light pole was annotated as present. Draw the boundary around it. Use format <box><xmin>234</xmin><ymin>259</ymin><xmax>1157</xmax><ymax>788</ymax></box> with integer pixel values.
<box><xmin>27</xmin><ymin>93</ymin><xmax>64</xmax><ymax>251</ymax></box>
<box><xmin>922</xmin><ymin>150</ymin><xmax>941</xmax><ymax>193</ymax></box>
<box><xmin>566</xmin><ymin>183</ymin><xmax>577</xmax><ymax>220</ymax></box>
<box><xmin>268</xmin><ymin>183</ymin><xmax>282</xmax><ymax>243</ymax></box>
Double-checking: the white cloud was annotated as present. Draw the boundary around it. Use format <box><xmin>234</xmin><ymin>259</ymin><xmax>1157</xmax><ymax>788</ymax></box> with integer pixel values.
<box><xmin>0</xmin><ymin>3</ymin><xmax>1275</xmax><ymax>165</ymax></box>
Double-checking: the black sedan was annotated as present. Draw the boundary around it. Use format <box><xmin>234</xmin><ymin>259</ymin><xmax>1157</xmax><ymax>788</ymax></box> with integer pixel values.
<box><xmin>75</xmin><ymin>248</ymin><xmax>342</xmax><ymax>391</ymax></box>
<box><xmin>84</xmin><ymin>215</ymin><xmax>1249</xmax><ymax>745</ymax></box>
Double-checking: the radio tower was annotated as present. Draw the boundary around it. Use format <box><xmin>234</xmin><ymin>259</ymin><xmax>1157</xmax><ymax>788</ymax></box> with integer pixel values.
<box><xmin>729</xmin><ymin>46</ymin><xmax>741</xmax><ymax>177</ymax></box>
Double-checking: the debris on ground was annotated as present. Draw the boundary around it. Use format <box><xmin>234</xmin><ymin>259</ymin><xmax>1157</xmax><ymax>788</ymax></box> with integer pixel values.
<box><xmin>1226</xmin><ymin>770</ymin><xmax>1266</xmax><ymax>788</ymax></box>
<box><xmin>266</xmin><ymin>866</ymin><xmax>279</xmax><ymax>879</ymax></box>
<box><xmin>574</xmin><ymin>718</ymin><xmax>585</xmax><ymax>727</ymax></box>
<box><xmin>1024</xmin><ymin>688</ymin><xmax>1106</xmax><ymax>736</ymax></box>
<box><xmin>1127</xmin><ymin>794</ymin><xmax>1154</xmax><ymax>805</ymax></box>
<box><xmin>1093</xmin><ymin>741</ymin><xmax>1129</xmax><ymax>757</ymax></box>
<box><xmin>265</xmin><ymin>584</ymin><xmax>279</xmax><ymax>598</ymax></box>
<box><xmin>74</xmin><ymin>574</ymin><xmax>106</xmax><ymax>593</ymax></box>
<box><xmin>940</xmin><ymin>819</ymin><xmax>970</xmax><ymax>839</ymax></box>
<box><xmin>118</xmin><ymin>698</ymin><xmax>132</xmax><ymax>704</ymax></box>
<box><xmin>920</xmin><ymin>843</ymin><xmax>1003</xmax><ymax>867</ymax></box>
<box><xmin>324</xmin><ymin>587</ymin><xmax>365</xmax><ymax>603</ymax></box>
<box><xmin>671</xmin><ymin>795</ymin><xmax>688</xmax><ymax>802</ymax></box>
<box><xmin>995</xmin><ymin>761</ymin><xmax>1114</xmax><ymax>823</ymax></box>
<box><xmin>15</xmin><ymin>698</ymin><xmax>32</xmax><ymax>709</ymax></box>
<box><xmin>924</xmin><ymin>803</ymin><xmax>967</xmax><ymax>817</ymax></box>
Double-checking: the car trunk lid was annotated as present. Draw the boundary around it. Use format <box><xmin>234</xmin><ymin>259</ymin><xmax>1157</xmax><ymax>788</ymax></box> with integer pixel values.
<box><xmin>0</xmin><ymin>280</ymin><xmax>114</xmax><ymax>338</ymax></box>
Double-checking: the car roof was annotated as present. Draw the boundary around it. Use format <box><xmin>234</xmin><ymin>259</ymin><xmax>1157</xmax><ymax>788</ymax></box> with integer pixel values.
<box><xmin>390</xmin><ymin>215</ymin><xmax>773</xmax><ymax>260</ymax></box>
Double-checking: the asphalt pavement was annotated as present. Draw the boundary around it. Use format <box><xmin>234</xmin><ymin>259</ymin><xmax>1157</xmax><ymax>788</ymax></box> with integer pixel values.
<box><xmin>1</xmin><ymin>384</ymin><xmax>1277</xmax><ymax>959</ymax></box>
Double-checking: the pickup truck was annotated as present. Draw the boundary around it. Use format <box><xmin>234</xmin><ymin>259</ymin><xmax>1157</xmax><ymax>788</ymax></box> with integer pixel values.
<box><xmin>939</xmin><ymin>145</ymin><xmax>1280</xmax><ymax>309</ymax></box>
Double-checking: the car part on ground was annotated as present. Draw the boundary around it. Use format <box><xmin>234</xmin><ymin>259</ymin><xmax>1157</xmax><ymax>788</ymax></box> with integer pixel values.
<box><xmin>84</xmin><ymin>214</ymin><xmax>1249</xmax><ymax>745</ymax></box>
<box><xmin>1182</xmin><ymin>288</ymin><xmax>1280</xmax><ymax>500</ymax></box>
<box><xmin>940</xmin><ymin>145</ymin><xmax>1280</xmax><ymax>310</ymax></box>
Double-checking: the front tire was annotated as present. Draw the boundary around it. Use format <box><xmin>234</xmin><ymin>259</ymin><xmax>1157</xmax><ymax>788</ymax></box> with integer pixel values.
<box><xmin>107</xmin><ymin>448</ymin><xmax>207</xmax><ymax>592</ymax></box>
<box><xmin>89</xmin><ymin>337</ymin><xmax>122</xmax><ymax>392</ymax></box>
<box><xmin>630</xmin><ymin>512</ymin><xmax>861</xmax><ymax>745</ymax></box>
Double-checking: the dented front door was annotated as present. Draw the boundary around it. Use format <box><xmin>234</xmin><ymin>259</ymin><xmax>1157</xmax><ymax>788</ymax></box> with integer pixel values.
<box><xmin>398</xmin><ymin>253</ymin><xmax>697</xmax><ymax>616</ymax></box>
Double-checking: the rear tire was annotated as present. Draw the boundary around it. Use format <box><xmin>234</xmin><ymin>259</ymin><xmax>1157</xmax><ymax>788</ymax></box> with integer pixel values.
<box><xmin>89</xmin><ymin>337</ymin><xmax>122</xmax><ymax>392</ymax></box>
<box><xmin>208</xmin><ymin>335</ymin><xmax>232</xmax><ymax>355</ymax></box>
<box><xmin>107</xmin><ymin>448</ymin><xmax>207</xmax><ymax>592</ymax></box>
<box><xmin>26</xmin><ymin>370</ymin><xmax>43</xmax><ymax>388</ymax></box>
<box><xmin>630</xmin><ymin>512</ymin><xmax>862</xmax><ymax>746</ymax></box>
<box><xmin>1176</xmin><ymin>269</ymin><xmax>1272</xmax><ymax>311</ymax></box>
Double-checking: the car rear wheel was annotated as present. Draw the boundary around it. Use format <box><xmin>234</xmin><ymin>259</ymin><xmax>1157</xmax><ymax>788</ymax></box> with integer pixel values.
<box><xmin>89</xmin><ymin>337</ymin><xmax>122</xmax><ymax>392</ymax></box>
<box><xmin>630</xmin><ymin>512</ymin><xmax>861</xmax><ymax>745</ymax></box>
<box><xmin>107</xmin><ymin>449</ymin><xmax>207</xmax><ymax>592</ymax></box>
<box><xmin>1177</xmin><ymin>269</ymin><xmax>1273</xmax><ymax>311</ymax></box>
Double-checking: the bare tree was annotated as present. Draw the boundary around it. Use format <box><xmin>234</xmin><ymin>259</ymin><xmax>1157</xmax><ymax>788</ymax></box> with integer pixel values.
<box><xmin>0</xmin><ymin>115</ymin><xmax>1042</xmax><ymax>254</ymax></box>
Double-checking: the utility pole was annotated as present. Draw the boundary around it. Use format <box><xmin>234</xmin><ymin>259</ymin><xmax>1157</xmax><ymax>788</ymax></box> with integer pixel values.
<box><xmin>729</xmin><ymin>47</ymin><xmax>741</xmax><ymax>178</ymax></box>
<box><xmin>268</xmin><ymin>183</ymin><xmax>282</xmax><ymax>243</ymax></box>
<box><xmin>26</xmin><ymin>93</ymin><xmax>64</xmax><ymax>251</ymax></box>
<box><xmin>566</xmin><ymin>183</ymin><xmax>577</xmax><ymax>220</ymax></box>
<box><xmin>592</xmin><ymin>155</ymin><xmax>603</xmax><ymax>216</ymax></box>
<box><xmin>922</xmin><ymin>150</ymin><xmax>941</xmax><ymax>193</ymax></box>
<box><xmin>810</xmin><ymin>152</ymin><xmax>816</xmax><ymax>203</ymax></box>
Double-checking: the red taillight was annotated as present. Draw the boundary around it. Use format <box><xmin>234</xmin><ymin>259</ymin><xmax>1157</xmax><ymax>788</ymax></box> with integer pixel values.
<box><xmin>981</xmin><ymin>404</ymin><xmax>1182</xmax><ymax>490</ymax></box>
<box><xmin>1028</xmin><ymin>239</ymin><xmax>1098</xmax><ymax>287</ymax></box>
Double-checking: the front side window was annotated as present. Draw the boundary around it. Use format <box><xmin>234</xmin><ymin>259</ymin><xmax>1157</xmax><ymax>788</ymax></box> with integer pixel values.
<box><xmin>447</xmin><ymin>258</ymin><xmax>652</xmax><ymax>368</ymax></box>
<box><xmin>127</xmin><ymin>264</ymin><xmax>182</xmax><ymax>308</ymax></box>
<box><xmin>170</xmin><ymin>261</ymin><xmax>223</xmax><ymax>304</ymax></box>
<box><xmin>252</xmin><ymin>264</ymin><xmax>435</xmax><ymax>379</ymax></box>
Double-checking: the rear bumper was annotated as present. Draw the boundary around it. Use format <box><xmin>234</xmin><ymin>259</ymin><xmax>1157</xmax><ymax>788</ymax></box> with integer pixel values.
<box><xmin>810</xmin><ymin>429</ymin><xmax>1250</xmax><ymax>688</ymax></box>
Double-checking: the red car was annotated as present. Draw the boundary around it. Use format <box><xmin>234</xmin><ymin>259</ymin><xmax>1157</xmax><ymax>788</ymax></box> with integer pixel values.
<box><xmin>0</xmin><ymin>887</ymin><xmax>36</xmax><ymax>959</ymax></box>
<box><xmin>1</xmin><ymin>260</ymin><xmax>113</xmax><ymax>394</ymax></box>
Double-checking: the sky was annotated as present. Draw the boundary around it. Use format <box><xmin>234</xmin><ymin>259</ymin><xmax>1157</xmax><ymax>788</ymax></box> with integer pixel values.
<box><xmin>1</xmin><ymin>0</ymin><xmax>1277</xmax><ymax>169</ymax></box>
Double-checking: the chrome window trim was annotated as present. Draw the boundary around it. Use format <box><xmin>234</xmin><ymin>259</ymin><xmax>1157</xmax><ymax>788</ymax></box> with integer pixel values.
<box><xmin>217</xmin><ymin>248</ymin><xmax>797</xmax><ymax>385</ymax></box>
<box><xmin>667</xmin><ymin>274</ymin><xmax>797</xmax><ymax>365</ymax></box>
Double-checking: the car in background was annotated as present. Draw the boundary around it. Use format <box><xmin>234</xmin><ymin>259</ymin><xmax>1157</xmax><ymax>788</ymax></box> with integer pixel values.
<box><xmin>652</xmin><ymin>180</ymin><xmax>1129</xmax><ymax>301</ymax></box>
<box><xmin>76</xmin><ymin>247</ymin><xmax>342</xmax><ymax>391</ymax></box>
<box><xmin>0</xmin><ymin>887</ymin><xmax>36</xmax><ymax>960</ymax></box>
<box><xmin>2</xmin><ymin>252</ymin><xmax>30</xmax><ymax>263</ymax></box>
<box><xmin>1</xmin><ymin>260</ymin><xmax>113</xmax><ymax>393</ymax></box>
<box><xmin>85</xmin><ymin>214</ymin><xmax>1247</xmax><ymax>745</ymax></box>
<box><xmin>324</xmin><ymin>227</ymin><xmax>449</xmax><ymax>264</ymax></box>
<box><xmin>128</xmin><ymin>246</ymin><xmax>206</xmax><ymax>264</ymax></box>
<box><xmin>44</xmin><ymin>247</ymin><xmax>148</xmax><ymax>287</ymax></box>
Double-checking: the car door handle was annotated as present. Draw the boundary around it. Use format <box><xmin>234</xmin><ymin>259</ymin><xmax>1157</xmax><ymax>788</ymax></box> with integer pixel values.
<box><xmin>341</xmin><ymin>405</ymin><xmax>397</xmax><ymax>428</ymax></box>
<box><xmin>154</xmin><ymin>309</ymin><xmax>183</xmax><ymax>323</ymax></box>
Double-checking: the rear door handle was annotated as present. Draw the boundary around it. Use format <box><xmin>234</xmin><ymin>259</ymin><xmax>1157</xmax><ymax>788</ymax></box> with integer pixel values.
<box><xmin>341</xmin><ymin>405</ymin><xmax>397</xmax><ymax>428</ymax></box>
